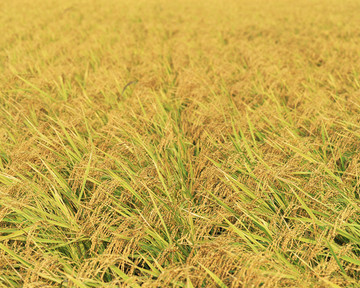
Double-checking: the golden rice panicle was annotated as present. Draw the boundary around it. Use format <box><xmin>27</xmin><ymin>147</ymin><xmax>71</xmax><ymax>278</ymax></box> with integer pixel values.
<box><xmin>1</xmin><ymin>0</ymin><xmax>360</xmax><ymax>287</ymax></box>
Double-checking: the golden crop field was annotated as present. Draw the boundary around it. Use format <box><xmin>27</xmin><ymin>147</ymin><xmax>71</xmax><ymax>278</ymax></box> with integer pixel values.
<box><xmin>1</xmin><ymin>0</ymin><xmax>360</xmax><ymax>287</ymax></box>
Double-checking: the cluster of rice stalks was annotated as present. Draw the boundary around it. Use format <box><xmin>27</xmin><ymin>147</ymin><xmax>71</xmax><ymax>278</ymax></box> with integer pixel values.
<box><xmin>1</xmin><ymin>0</ymin><xmax>360</xmax><ymax>287</ymax></box>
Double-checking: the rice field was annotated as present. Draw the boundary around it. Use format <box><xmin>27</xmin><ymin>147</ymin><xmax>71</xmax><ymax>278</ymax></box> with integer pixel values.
<box><xmin>1</xmin><ymin>0</ymin><xmax>360</xmax><ymax>287</ymax></box>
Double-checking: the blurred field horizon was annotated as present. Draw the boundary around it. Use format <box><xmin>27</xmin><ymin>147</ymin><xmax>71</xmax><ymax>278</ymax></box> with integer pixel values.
<box><xmin>1</xmin><ymin>0</ymin><xmax>360</xmax><ymax>287</ymax></box>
